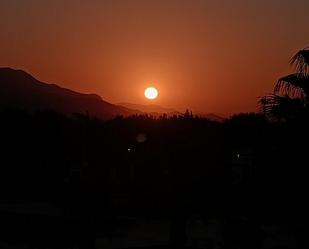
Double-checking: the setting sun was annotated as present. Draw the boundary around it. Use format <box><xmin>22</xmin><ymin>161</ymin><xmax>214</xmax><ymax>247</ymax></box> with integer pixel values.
<box><xmin>144</xmin><ymin>87</ymin><xmax>158</xmax><ymax>100</ymax></box>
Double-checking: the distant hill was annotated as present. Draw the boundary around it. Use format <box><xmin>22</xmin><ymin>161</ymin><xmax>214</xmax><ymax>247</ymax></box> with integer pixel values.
<box><xmin>0</xmin><ymin>68</ymin><xmax>139</xmax><ymax>119</ymax></box>
<box><xmin>118</xmin><ymin>102</ymin><xmax>225</xmax><ymax>121</ymax></box>
<box><xmin>117</xmin><ymin>102</ymin><xmax>181</xmax><ymax>116</ymax></box>
<box><xmin>194</xmin><ymin>113</ymin><xmax>225</xmax><ymax>122</ymax></box>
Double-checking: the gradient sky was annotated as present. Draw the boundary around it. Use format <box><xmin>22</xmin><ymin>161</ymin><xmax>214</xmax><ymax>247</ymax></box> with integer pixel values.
<box><xmin>1</xmin><ymin>0</ymin><xmax>309</xmax><ymax>115</ymax></box>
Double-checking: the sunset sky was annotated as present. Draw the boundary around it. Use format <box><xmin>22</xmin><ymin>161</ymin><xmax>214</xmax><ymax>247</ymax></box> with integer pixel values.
<box><xmin>1</xmin><ymin>0</ymin><xmax>309</xmax><ymax>115</ymax></box>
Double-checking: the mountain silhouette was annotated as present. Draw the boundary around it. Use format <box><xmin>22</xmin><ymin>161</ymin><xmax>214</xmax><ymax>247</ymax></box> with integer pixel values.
<box><xmin>195</xmin><ymin>113</ymin><xmax>225</xmax><ymax>122</ymax></box>
<box><xmin>0</xmin><ymin>68</ymin><xmax>139</xmax><ymax>118</ymax></box>
<box><xmin>117</xmin><ymin>102</ymin><xmax>181</xmax><ymax>116</ymax></box>
<box><xmin>118</xmin><ymin>102</ymin><xmax>225</xmax><ymax>121</ymax></box>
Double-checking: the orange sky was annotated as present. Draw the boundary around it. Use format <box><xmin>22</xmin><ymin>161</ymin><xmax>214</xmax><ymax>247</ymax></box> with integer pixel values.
<box><xmin>1</xmin><ymin>0</ymin><xmax>309</xmax><ymax>115</ymax></box>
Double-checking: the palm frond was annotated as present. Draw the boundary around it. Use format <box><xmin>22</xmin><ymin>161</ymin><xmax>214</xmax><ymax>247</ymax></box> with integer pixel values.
<box><xmin>258</xmin><ymin>94</ymin><xmax>284</xmax><ymax>115</ymax></box>
<box><xmin>274</xmin><ymin>73</ymin><xmax>309</xmax><ymax>98</ymax></box>
<box><xmin>290</xmin><ymin>47</ymin><xmax>309</xmax><ymax>73</ymax></box>
<box><xmin>259</xmin><ymin>94</ymin><xmax>305</xmax><ymax>119</ymax></box>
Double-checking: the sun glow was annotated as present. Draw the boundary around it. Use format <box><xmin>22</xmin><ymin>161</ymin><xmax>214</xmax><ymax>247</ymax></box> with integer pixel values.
<box><xmin>144</xmin><ymin>87</ymin><xmax>158</xmax><ymax>100</ymax></box>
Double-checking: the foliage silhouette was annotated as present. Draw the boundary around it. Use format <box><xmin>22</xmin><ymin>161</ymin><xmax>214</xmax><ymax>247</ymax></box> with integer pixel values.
<box><xmin>260</xmin><ymin>47</ymin><xmax>309</xmax><ymax>120</ymax></box>
<box><xmin>0</xmin><ymin>108</ymin><xmax>308</xmax><ymax>248</ymax></box>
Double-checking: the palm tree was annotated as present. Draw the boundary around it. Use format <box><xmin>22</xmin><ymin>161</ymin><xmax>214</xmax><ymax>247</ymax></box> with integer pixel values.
<box><xmin>260</xmin><ymin>47</ymin><xmax>309</xmax><ymax>119</ymax></box>
<box><xmin>290</xmin><ymin>48</ymin><xmax>309</xmax><ymax>74</ymax></box>
<box><xmin>259</xmin><ymin>94</ymin><xmax>305</xmax><ymax>120</ymax></box>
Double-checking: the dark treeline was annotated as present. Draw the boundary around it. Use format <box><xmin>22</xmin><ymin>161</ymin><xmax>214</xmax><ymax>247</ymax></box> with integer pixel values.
<box><xmin>0</xmin><ymin>108</ymin><xmax>308</xmax><ymax>249</ymax></box>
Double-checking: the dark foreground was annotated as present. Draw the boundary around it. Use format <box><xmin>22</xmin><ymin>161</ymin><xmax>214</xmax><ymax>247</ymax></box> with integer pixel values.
<box><xmin>0</xmin><ymin>109</ymin><xmax>308</xmax><ymax>249</ymax></box>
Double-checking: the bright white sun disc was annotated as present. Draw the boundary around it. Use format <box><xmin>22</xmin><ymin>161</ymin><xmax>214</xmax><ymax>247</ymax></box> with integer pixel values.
<box><xmin>144</xmin><ymin>87</ymin><xmax>158</xmax><ymax>100</ymax></box>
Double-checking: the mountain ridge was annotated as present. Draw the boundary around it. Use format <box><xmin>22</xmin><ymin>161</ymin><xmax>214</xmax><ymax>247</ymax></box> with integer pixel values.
<box><xmin>117</xmin><ymin>102</ymin><xmax>180</xmax><ymax>115</ymax></box>
<box><xmin>0</xmin><ymin>68</ymin><xmax>139</xmax><ymax>119</ymax></box>
<box><xmin>0</xmin><ymin>68</ymin><xmax>225</xmax><ymax>121</ymax></box>
<box><xmin>118</xmin><ymin>102</ymin><xmax>225</xmax><ymax>121</ymax></box>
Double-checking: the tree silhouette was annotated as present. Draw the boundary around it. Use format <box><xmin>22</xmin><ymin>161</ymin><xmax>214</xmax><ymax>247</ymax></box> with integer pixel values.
<box><xmin>260</xmin><ymin>47</ymin><xmax>309</xmax><ymax>120</ymax></box>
